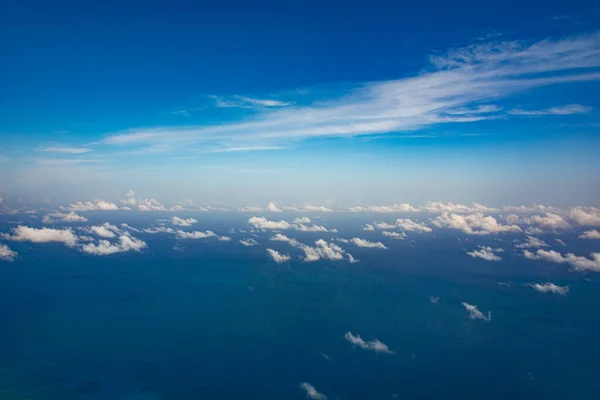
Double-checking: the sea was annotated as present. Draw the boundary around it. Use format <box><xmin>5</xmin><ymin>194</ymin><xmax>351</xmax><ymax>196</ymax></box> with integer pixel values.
<box><xmin>1</xmin><ymin>212</ymin><xmax>599</xmax><ymax>399</ymax></box>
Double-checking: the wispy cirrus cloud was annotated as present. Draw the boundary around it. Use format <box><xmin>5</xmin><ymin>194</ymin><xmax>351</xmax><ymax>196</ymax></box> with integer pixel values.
<box><xmin>508</xmin><ymin>104</ymin><xmax>592</xmax><ymax>116</ymax></box>
<box><xmin>36</xmin><ymin>145</ymin><xmax>92</xmax><ymax>154</ymax></box>
<box><xmin>103</xmin><ymin>32</ymin><xmax>600</xmax><ymax>149</ymax></box>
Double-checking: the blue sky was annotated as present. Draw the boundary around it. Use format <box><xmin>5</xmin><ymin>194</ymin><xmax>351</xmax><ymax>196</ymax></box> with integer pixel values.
<box><xmin>1</xmin><ymin>0</ymin><xmax>599</xmax><ymax>207</ymax></box>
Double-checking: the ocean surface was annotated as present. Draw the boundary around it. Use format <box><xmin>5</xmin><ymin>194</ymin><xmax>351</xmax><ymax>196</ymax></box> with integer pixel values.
<box><xmin>1</xmin><ymin>213</ymin><xmax>599</xmax><ymax>399</ymax></box>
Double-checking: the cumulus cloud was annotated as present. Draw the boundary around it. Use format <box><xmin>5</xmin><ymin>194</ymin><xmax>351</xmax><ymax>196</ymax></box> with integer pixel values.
<box><xmin>381</xmin><ymin>231</ymin><xmax>406</xmax><ymax>239</ymax></box>
<box><xmin>392</xmin><ymin>218</ymin><xmax>432</xmax><ymax>232</ymax></box>
<box><xmin>349</xmin><ymin>238</ymin><xmax>388</xmax><ymax>249</ymax></box>
<box><xmin>142</xmin><ymin>226</ymin><xmax>175</xmax><ymax>234</ymax></box>
<box><xmin>344</xmin><ymin>332</ymin><xmax>394</xmax><ymax>354</ymax></box>
<box><xmin>293</xmin><ymin>217</ymin><xmax>312</xmax><ymax>224</ymax></box>
<box><xmin>271</xmin><ymin>235</ymin><xmax>356</xmax><ymax>263</ymax></box>
<box><xmin>515</xmin><ymin>235</ymin><xmax>549</xmax><ymax>248</ymax></box>
<box><xmin>85</xmin><ymin>222</ymin><xmax>123</xmax><ymax>238</ymax></box>
<box><xmin>466</xmin><ymin>246</ymin><xmax>504</xmax><ymax>261</ymax></box>
<box><xmin>266</xmin><ymin>202</ymin><xmax>282</xmax><ymax>212</ymax></box>
<box><xmin>3</xmin><ymin>226</ymin><xmax>78</xmax><ymax>247</ymax></box>
<box><xmin>299</xmin><ymin>383</ymin><xmax>327</xmax><ymax>400</ymax></box>
<box><xmin>266</xmin><ymin>248</ymin><xmax>290</xmax><ymax>263</ymax></box>
<box><xmin>523</xmin><ymin>249</ymin><xmax>600</xmax><ymax>272</ymax></box>
<box><xmin>523</xmin><ymin>213</ymin><xmax>571</xmax><ymax>230</ymax></box>
<box><xmin>579</xmin><ymin>229</ymin><xmax>600</xmax><ymax>239</ymax></box>
<box><xmin>462</xmin><ymin>302</ymin><xmax>492</xmax><ymax>322</ymax></box>
<box><xmin>569</xmin><ymin>207</ymin><xmax>600</xmax><ymax>226</ymax></box>
<box><xmin>0</xmin><ymin>244</ymin><xmax>17</xmax><ymax>261</ymax></box>
<box><xmin>80</xmin><ymin>235</ymin><xmax>147</xmax><ymax>256</ymax></box>
<box><xmin>248</xmin><ymin>216</ymin><xmax>329</xmax><ymax>232</ymax></box>
<box><xmin>529</xmin><ymin>282</ymin><xmax>570</xmax><ymax>295</ymax></box>
<box><xmin>67</xmin><ymin>200</ymin><xmax>121</xmax><ymax>211</ymax></box>
<box><xmin>363</xmin><ymin>224</ymin><xmax>375</xmax><ymax>232</ymax></box>
<box><xmin>137</xmin><ymin>198</ymin><xmax>168</xmax><ymax>211</ymax></box>
<box><xmin>42</xmin><ymin>211</ymin><xmax>88</xmax><ymax>224</ymax></box>
<box><xmin>239</xmin><ymin>238</ymin><xmax>258</xmax><ymax>247</ymax></box>
<box><xmin>175</xmin><ymin>230</ymin><xmax>216</xmax><ymax>239</ymax></box>
<box><xmin>433</xmin><ymin>212</ymin><xmax>521</xmax><ymax>235</ymax></box>
<box><xmin>170</xmin><ymin>216</ymin><xmax>198</xmax><ymax>227</ymax></box>
<box><xmin>346</xmin><ymin>204</ymin><xmax>419</xmax><ymax>213</ymax></box>
<box><xmin>420</xmin><ymin>201</ymin><xmax>494</xmax><ymax>214</ymax></box>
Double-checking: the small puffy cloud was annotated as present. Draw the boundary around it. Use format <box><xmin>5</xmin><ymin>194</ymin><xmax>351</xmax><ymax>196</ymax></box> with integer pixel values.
<box><xmin>466</xmin><ymin>246</ymin><xmax>503</xmax><ymax>261</ymax></box>
<box><xmin>523</xmin><ymin>249</ymin><xmax>600</xmax><ymax>272</ymax></box>
<box><xmin>67</xmin><ymin>200</ymin><xmax>121</xmax><ymax>211</ymax></box>
<box><xmin>296</xmin><ymin>204</ymin><xmax>334</xmax><ymax>212</ymax></box>
<box><xmin>363</xmin><ymin>224</ymin><xmax>375</xmax><ymax>232</ymax></box>
<box><xmin>579</xmin><ymin>229</ymin><xmax>600</xmax><ymax>239</ymax></box>
<box><xmin>0</xmin><ymin>244</ymin><xmax>18</xmax><ymax>261</ymax></box>
<box><xmin>393</xmin><ymin>218</ymin><xmax>432</xmax><ymax>232</ymax></box>
<box><xmin>299</xmin><ymin>382</ymin><xmax>327</xmax><ymax>400</ymax></box>
<box><xmin>524</xmin><ymin>227</ymin><xmax>544</xmax><ymax>235</ymax></box>
<box><xmin>271</xmin><ymin>233</ymin><xmax>292</xmax><ymax>242</ymax></box>
<box><xmin>142</xmin><ymin>226</ymin><xmax>175</xmax><ymax>234</ymax></box>
<box><xmin>218</xmin><ymin>236</ymin><xmax>231</xmax><ymax>241</ymax></box>
<box><xmin>346</xmin><ymin>203</ymin><xmax>418</xmax><ymax>213</ymax></box>
<box><xmin>238</xmin><ymin>206</ymin><xmax>263</xmax><ymax>212</ymax></box>
<box><xmin>433</xmin><ymin>213</ymin><xmax>521</xmax><ymax>235</ymax></box>
<box><xmin>176</xmin><ymin>230</ymin><xmax>216</xmax><ymax>239</ymax></box>
<box><xmin>271</xmin><ymin>235</ymin><xmax>355</xmax><ymax>263</ymax></box>
<box><xmin>266</xmin><ymin>248</ymin><xmax>290</xmax><ymax>263</ymax></box>
<box><xmin>350</xmin><ymin>238</ymin><xmax>387</xmax><ymax>249</ymax></box>
<box><xmin>421</xmin><ymin>201</ymin><xmax>495</xmax><ymax>214</ymax></box>
<box><xmin>344</xmin><ymin>332</ymin><xmax>394</xmax><ymax>354</ymax></box>
<box><xmin>266</xmin><ymin>202</ymin><xmax>282</xmax><ymax>212</ymax></box>
<box><xmin>462</xmin><ymin>302</ymin><xmax>491</xmax><ymax>322</ymax></box>
<box><xmin>248</xmin><ymin>217</ymin><xmax>291</xmax><ymax>230</ymax></box>
<box><xmin>239</xmin><ymin>238</ymin><xmax>258</xmax><ymax>247</ymax></box>
<box><xmin>523</xmin><ymin>213</ymin><xmax>571</xmax><ymax>230</ymax></box>
<box><xmin>89</xmin><ymin>223</ymin><xmax>122</xmax><ymax>238</ymax></box>
<box><xmin>294</xmin><ymin>223</ymin><xmax>329</xmax><ymax>232</ymax></box>
<box><xmin>137</xmin><ymin>198</ymin><xmax>168</xmax><ymax>211</ymax></box>
<box><xmin>42</xmin><ymin>211</ymin><xmax>88</xmax><ymax>224</ymax></box>
<box><xmin>529</xmin><ymin>282</ymin><xmax>569</xmax><ymax>295</ymax></box>
<box><xmin>568</xmin><ymin>206</ymin><xmax>600</xmax><ymax>226</ymax></box>
<box><xmin>170</xmin><ymin>216</ymin><xmax>198</xmax><ymax>227</ymax></box>
<box><xmin>382</xmin><ymin>231</ymin><xmax>406</xmax><ymax>239</ymax></box>
<box><xmin>81</xmin><ymin>235</ymin><xmax>147</xmax><ymax>256</ymax></box>
<box><xmin>125</xmin><ymin>189</ymin><xmax>135</xmax><ymax>197</ymax></box>
<box><xmin>555</xmin><ymin>238</ymin><xmax>567</xmax><ymax>246</ymax></box>
<box><xmin>3</xmin><ymin>226</ymin><xmax>78</xmax><ymax>247</ymax></box>
<box><xmin>293</xmin><ymin>217</ymin><xmax>312</xmax><ymax>224</ymax></box>
<box><xmin>515</xmin><ymin>236</ymin><xmax>549</xmax><ymax>248</ymax></box>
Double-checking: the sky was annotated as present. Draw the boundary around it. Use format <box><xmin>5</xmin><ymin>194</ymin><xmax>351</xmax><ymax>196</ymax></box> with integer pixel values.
<box><xmin>1</xmin><ymin>0</ymin><xmax>600</xmax><ymax>208</ymax></box>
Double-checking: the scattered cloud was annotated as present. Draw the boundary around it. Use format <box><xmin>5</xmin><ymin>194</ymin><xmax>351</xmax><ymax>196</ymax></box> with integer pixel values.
<box><xmin>171</xmin><ymin>216</ymin><xmax>198</xmax><ymax>226</ymax></box>
<box><xmin>467</xmin><ymin>246</ymin><xmax>504</xmax><ymax>261</ymax></box>
<box><xmin>239</xmin><ymin>238</ymin><xmax>258</xmax><ymax>247</ymax></box>
<box><xmin>462</xmin><ymin>302</ymin><xmax>492</xmax><ymax>322</ymax></box>
<box><xmin>175</xmin><ymin>230</ymin><xmax>217</xmax><ymax>239</ymax></box>
<box><xmin>2</xmin><ymin>226</ymin><xmax>78</xmax><ymax>247</ymax></box>
<box><xmin>142</xmin><ymin>226</ymin><xmax>175</xmax><ymax>234</ymax></box>
<box><xmin>0</xmin><ymin>244</ymin><xmax>17</xmax><ymax>261</ymax></box>
<box><xmin>433</xmin><ymin>213</ymin><xmax>521</xmax><ymax>235</ymax></box>
<box><xmin>515</xmin><ymin>236</ymin><xmax>549</xmax><ymax>248</ymax></box>
<box><xmin>271</xmin><ymin>234</ymin><xmax>354</xmax><ymax>262</ymax></box>
<box><xmin>349</xmin><ymin>238</ymin><xmax>388</xmax><ymax>249</ymax></box>
<box><xmin>523</xmin><ymin>249</ymin><xmax>600</xmax><ymax>272</ymax></box>
<box><xmin>523</xmin><ymin>213</ymin><xmax>571</xmax><ymax>230</ymax></box>
<box><xmin>382</xmin><ymin>231</ymin><xmax>406</xmax><ymax>239</ymax></box>
<box><xmin>218</xmin><ymin>236</ymin><xmax>231</xmax><ymax>241</ymax></box>
<box><xmin>211</xmin><ymin>94</ymin><xmax>292</xmax><ymax>109</ymax></box>
<box><xmin>529</xmin><ymin>282</ymin><xmax>570</xmax><ymax>295</ymax></box>
<box><xmin>36</xmin><ymin>145</ymin><xmax>92</xmax><ymax>154</ymax></box>
<box><xmin>89</xmin><ymin>223</ymin><xmax>122</xmax><ymax>238</ymax></box>
<box><xmin>81</xmin><ymin>235</ymin><xmax>147</xmax><ymax>256</ymax></box>
<box><xmin>293</xmin><ymin>217</ymin><xmax>312</xmax><ymax>224</ymax></box>
<box><xmin>299</xmin><ymin>383</ymin><xmax>327</xmax><ymax>400</ymax></box>
<box><xmin>266</xmin><ymin>248</ymin><xmax>290</xmax><ymax>263</ymax></box>
<box><xmin>430</xmin><ymin>296</ymin><xmax>440</xmax><ymax>304</ymax></box>
<box><xmin>393</xmin><ymin>218</ymin><xmax>432</xmax><ymax>232</ymax></box>
<box><xmin>248</xmin><ymin>216</ymin><xmax>330</xmax><ymax>232</ymax></box>
<box><xmin>568</xmin><ymin>207</ymin><xmax>600</xmax><ymax>226</ymax></box>
<box><xmin>344</xmin><ymin>332</ymin><xmax>394</xmax><ymax>354</ymax></box>
<box><xmin>42</xmin><ymin>211</ymin><xmax>88</xmax><ymax>224</ymax></box>
<box><xmin>67</xmin><ymin>200</ymin><xmax>121</xmax><ymax>211</ymax></box>
<box><xmin>267</xmin><ymin>202</ymin><xmax>283</xmax><ymax>212</ymax></box>
<box><xmin>508</xmin><ymin>104</ymin><xmax>592</xmax><ymax>116</ymax></box>
<box><xmin>137</xmin><ymin>198</ymin><xmax>168</xmax><ymax>211</ymax></box>
<box><xmin>347</xmin><ymin>204</ymin><xmax>419</xmax><ymax>213</ymax></box>
<box><xmin>579</xmin><ymin>229</ymin><xmax>600</xmax><ymax>239</ymax></box>
<box><xmin>363</xmin><ymin>224</ymin><xmax>375</xmax><ymax>232</ymax></box>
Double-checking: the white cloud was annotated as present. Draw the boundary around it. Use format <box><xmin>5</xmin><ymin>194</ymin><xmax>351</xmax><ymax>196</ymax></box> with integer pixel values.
<box><xmin>347</xmin><ymin>204</ymin><xmax>419</xmax><ymax>213</ymax></box>
<box><xmin>344</xmin><ymin>332</ymin><xmax>394</xmax><ymax>354</ymax></box>
<box><xmin>523</xmin><ymin>213</ymin><xmax>571</xmax><ymax>230</ymax></box>
<box><xmin>529</xmin><ymin>282</ymin><xmax>570</xmax><ymax>295</ymax></box>
<box><xmin>42</xmin><ymin>211</ymin><xmax>88</xmax><ymax>224</ymax></box>
<box><xmin>0</xmin><ymin>244</ymin><xmax>17</xmax><ymax>261</ymax></box>
<box><xmin>462</xmin><ymin>302</ymin><xmax>491</xmax><ymax>322</ymax></box>
<box><xmin>508</xmin><ymin>104</ymin><xmax>592</xmax><ymax>115</ymax></box>
<box><xmin>579</xmin><ymin>229</ymin><xmax>600</xmax><ymax>239</ymax></box>
<box><xmin>104</xmin><ymin>33</ymin><xmax>600</xmax><ymax>149</ymax></box>
<box><xmin>266</xmin><ymin>202</ymin><xmax>282</xmax><ymax>212</ymax></box>
<box><xmin>37</xmin><ymin>145</ymin><xmax>92</xmax><ymax>154</ymax></box>
<box><xmin>420</xmin><ymin>201</ymin><xmax>495</xmax><ymax>214</ymax></box>
<box><xmin>237</xmin><ymin>206</ymin><xmax>263</xmax><ymax>212</ymax></box>
<box><xmin>142</xmin><ymin>226</ymin><xmax>175</xmax><ymax>234</ymax></box>
<box><xmin>80</xmin><ymin>235</ymin><xmax>147</xmax><ymax>256</ymax></box>
<box><xmin>350</xmin><ymin>238</ymin><xmax>388</xmax><ymax>249</ymax></box>
<box><xmin>430</xmin><ymin>296</ymin><xmax>440</xmax><ymax>304</ymax></box>
<box><xmin>125</xmin><ymin>189</ymin><xmax>135</xmax><ymax>197</ymax></box>
<box><xmin>363</xmin><ymin>224</ymin><xmax>375</xmax><ymax>232</ymax></box>
<box><xmin>266</xmin><ymin>248</ymin><xmax>290</xmax><ymax>263</ymax></box>
<box><xmin>137</xmin><ymin>198</ymin><xmax>168</xmax><ymax>211</ymax></box>
<box><xmin>175</xmin><ymin>230</ymin><xmax>216</xmax><ymax>239</ymax></box>
<box><xmin>89</xmin><ymin>223</ymin><xmax>122</xmax><ymax>238</ymax></box>
<box><xmin>393</xmin><ymin>218</ymin><xmax>432</xmax><ymax>232</ymax></box>
<box><xmin>555</xmin><ymin>238</ymin><xmax>567</xmax><ymax>246</ymax></box>
<box><xmin>299</xmin><ymin>383</ymin><xmax>327</xmax><ymax>400</ymax></box>
<box><xmin>248</xmin><ymin>216</ymin><xmax>291</xmax><ymax>230</ymax></box>
<box><xmin>294</xmin><ymin>223</ymin><xmax>329</xmax><ymax>232</ymax></box>
<box><xmin>67</xmin><ymin>200</ymin><xmax>121</xmax><ymax>211</ymax></box>
<box><xmin>212</xmin><ymin>94</ymin><xmax>292</xmax><ymax>109</ymax></box>
<box><xmin>271</xmin><ymin>235</ymin><xmax>355</xmax><ymax>263</ymax></box>
<box><xmin>568</xmin><ymin>206</ymin><xmax>600</xmax><ymax>226</ymax></box>
<box><xmin>3</xmin><ymin>226</ymin><xmax>78</xmax><ymax>247</ymax></box>
<box><xmin>382</xmin><ymin>231</ymin><xmax>406</xmax><ymax>239</ymax></box>
<box><xmin>523</xmin><ymin>249</ymin><xmax>600</xmax><ymax>272</ymax></box>
<box><xmin>466</xmin><ymin>246</ymin><xmax>503</xmax><ymax>261</ymax></box>
<box><xmin>515</xmin><ymin>236</ymin><xmax>549</xmax><ymax>248</ymax></box>
<box><xmin>293</xmin><ymin>217</ymin><xmax>312</xmax><ymax>224</ymax></box>
<box><xmin>433</xmin><ymin>212</ymin><xmax>521</xmax><ymax>235</ymax></box>
<box><xmin>218</xmin><ymin>236</ymin><xmax>231</xmax><ymax>241</ymax></box>
<box><xmin>239</xmin><ymin>238</ymin><xmax>258</xmax><ymax>247</ymax></box>
<box><xmin>170</xmin><ymin>216</ymin><xmax>198</xmax><ymax>227</ymax></box>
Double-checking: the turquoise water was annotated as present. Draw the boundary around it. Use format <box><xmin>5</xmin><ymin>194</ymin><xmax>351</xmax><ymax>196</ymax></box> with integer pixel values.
<box><xmin>1</xmin><ymin>214</ymin><xmax>599</xmax><ymax>399</ymax></box>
